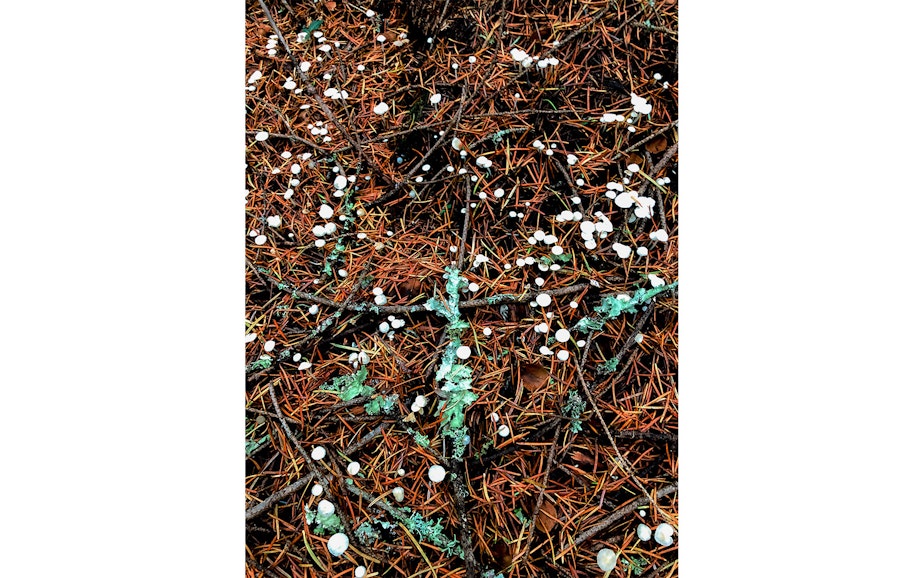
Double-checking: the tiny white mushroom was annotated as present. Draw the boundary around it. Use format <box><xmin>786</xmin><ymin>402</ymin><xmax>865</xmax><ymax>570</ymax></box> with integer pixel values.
<box><xmin>497</xmin><ymin>424</ymin><xmax>510</xmax><ymax>437</ymax></box>
<box><xmin>556</xmin><ymin>349</ymin><xmax>570</xmax><ymax>361</ymax></box>
<box><xmin>430</xmin><ymin>93</ymin><xmax>442</xmax><ymax>104</ymax></box>
<box><xmin>600</xmin><ymin>113</ymin><xmax>618</xmax><ymax>123</ymax></box>
<box><xmin>255</xmin><ymin>131</ymin><xmax>269</xmax><ymax>141</ymax></box>
<box><xmin>311</xmin><ymin>483</ymin><xmax>323</xmax><ymax>496</ymax></box>
<box><xmin>347</xmin><ymin>461</ymin><xmax>360</xmax><ymax>476</ymax></box>
<box><xmin>311</xmin><ymin>446</ymin><xmax>327</xmax><ymax>461</ymax></box>
<box><xmin>456</xmin><ymin>345</ymin><xmax>472</xmax><ymax>360</ymax></box>
<box><xmin>355</xmin><ymin>567</ymin><xmax>367</xmax><ymax>578</ymax></box>
<box><xmin>536</xmin><ymin>293</ymin><xmax>552</xmax><ymax>307</ymax></box>
<box><xmin>318</xmin><ymin>204</ymin><xmax>335</xmax><ymax>219</ymax></box>
<box><xmin>327</xmin><ymin>533</ymin><xmax>349</xmax><ymax>557</ymax></box>
<box><xmin>596</xmin><ymin>548</ymin><xmax>618</xmax><ymax>572</ymax></box>
<box><xmin>391</xmin><ymin>487</ymin><xmax>405</xmax><ymax>502</ymax></box>
<box><xmin>428</xmin><ymin>464</ymin><xmax>446</xmax><ymax>483</ymax></box>
<box><xmin>254</xmin><ymin>235</ymin><xmax>267</xmax><ymax>245</ymax></box>
<box><xmin>373</xmin><ymin>101</ymin><xmax>389</xmax><ymax>115</ymax></box>
<box><xmin>555</xmin><ymin>328</ymin><xmax>571</xmax><ymax>343</ymax></box>
<box><xmin>333</xmin><ymin>175</ymin><xmax>348</xmax><ymax>190</ymax></box>
<box><xmin>317</xmin><ymin>499</ymin><xmax>335</xmax><ymax>516</ymax></box>
<box><xmin>637</xmin><ymin>523</ymin><xmax>652</xmax><ymax>541</ymax></box>
<box><xmin>654</xmin><ymin>523</ymin><xmax>675</xmax><ymax>546</ymax></box>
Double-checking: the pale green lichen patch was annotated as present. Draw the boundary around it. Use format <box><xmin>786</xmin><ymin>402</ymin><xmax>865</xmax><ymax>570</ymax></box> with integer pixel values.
<box><xmin>574</xmin><ymin>281</ymin><xmax>677</xmax><ymax>333</ymax></box>
<box><xmin>429</xmin><ymin>267</ymin><xmax>477</xmax><ymax>461</ymax></box>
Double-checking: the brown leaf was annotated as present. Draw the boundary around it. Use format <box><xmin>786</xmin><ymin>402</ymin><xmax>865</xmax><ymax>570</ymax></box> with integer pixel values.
<box><xmin>520</xmin><ymin>363</ymin><xmax>549</xmax><ymax>392</ymax></box>
<box><xmin>644</xmin><ymin>135</ymin><xmax>669</xmax><ymax>154</ymax></box>
<box><xmin>489</xmin><ymin>542</ymin><xmax>513</xmax><ymax>567</ymax></box>
<box><xmin>325</xmin><ymin>1</ymin><xmax>337</xmax><ymax>9</ymax></box>
<box><xmin>626</xmin><ymin>152</ymin><xmax>645</xmax><ymax>166</ymax></box>
<box><xmin>570</xmin><ymin>450</ymin><xmax>596</xmax><ymax>466</ymax></box>
<box><xmin>536</xmin><ymin>499</ymin><xmax>559</xmax><ymax>533</ymax></box>
<box><xmin>397</xmin><ymin>278</ymin><xmax>425</xmax><ymax>297</ymax></box>
<box><xmin>382</xmin><ymin>30</ymin><xmax>399</xmax><ymax>43</ymax></box>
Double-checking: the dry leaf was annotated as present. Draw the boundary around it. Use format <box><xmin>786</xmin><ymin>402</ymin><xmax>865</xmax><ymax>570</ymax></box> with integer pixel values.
<box><xmin>644</xmin><ymin>135</ymin><xmax>669</xmax><ymax>154</ymax></box>
<box><xmin>536</xmin><ymin>499</ymin><xmax>559</xmax><ymax>533</ymax></box>
<box><xmin>520</xmin><ymin>363</ymin><xmax>549</xmax><ymax>392</ymax></box>
<box><xmin>626</xmin><ymin>152</ymin><xmax>645</xmax><ymax>166</ymax></box>
<box><xmin>325</xmin><ymin>1</ymin><xmax>337</xmax><ymax>9</ymax></box>
<box><xmin>489</xmin><ymin>542</ymin><xmax>512</xmax><ymax>567</ymax></box>
<box><xmin>398</xmin><ymin>278</ymin><xmax>425</xmax><ymax>297</ymax></box>
<box><xmin>570</xmin><ymin>450</ymin><xmax>596</xmax><ymax>466</ymax></box>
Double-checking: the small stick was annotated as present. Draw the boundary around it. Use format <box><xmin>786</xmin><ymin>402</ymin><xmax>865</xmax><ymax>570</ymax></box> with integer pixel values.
<box><xmin>572</xmin><ymin>484</ymin><xmax>677</xmax><ymax>547</ymax></box>
<box><xmin>456</xmin><ymin>179</ymin><xmax>473</xmax><ymax>268</ymax></box>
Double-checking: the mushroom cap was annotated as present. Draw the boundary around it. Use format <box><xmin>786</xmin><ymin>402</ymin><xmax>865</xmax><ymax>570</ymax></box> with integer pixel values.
<box><xmin>327</xmin><ymin>532</ymin><xmax>349</xmax><ymax>556</ymax></box>
<box><xmin>428</xmin><ymin>464</ymin><xmax>446</xmax><ymax>483</ymax></box>
<box><xmin>596</xmin><ymin>548</ymin><xmax>618</xmax><ymax>571</ymax></box>
<box><xmin>637</xmin><ymin>523</ymin><xmax>652</xmax><ymax>541</ymax></box>
<box><xmin>317</xmin><ymin>499</ymin><xmax>335</xmax><ymax>516</ymax></box>
<box><xmin>654</xmin><ymin>523</ymin><xmax>675</xmax><ymax>546</ymax></box>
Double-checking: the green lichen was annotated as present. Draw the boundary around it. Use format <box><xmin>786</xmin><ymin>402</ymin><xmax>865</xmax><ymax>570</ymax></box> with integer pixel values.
<box><xmin>562</xmin><ymin>390</ymin><xmax>586</xmax><ymax>434</ymax></box>
<box><xmin>621</xmin><ymin>555</ymin><xmax>649</xmax><ymax>576</ymax></box>
<box><xmin>598</xmin><ymin>357</ymin><xmax>620</xmax><ymax>374</ymax></box>
<box><xmin>354</xmin><ymin>521</ymin><xmax>382</xmax><ymax>545</ymax></box>
<box><xmin>321</xmin><ymin>367</ymin><xmax>372</xmax><ymax>401</ymax></box>
<box><xmin>304</xmin><ymin>506</ymin><xmax>345</xmax><ymax>536</ymax></box>
<box><xmin>246</xmin><ymin>357</ymin><xmax>273</xmax><ymax>373</ymax></box>
<box><xmin>428</xmin><ymin>267</ymin><xmax>477</xmax><ymax>461</ymax></box>
<box><xmin>364</xmin><ymin>393</ymin><xmax>398</xmax><ymax>415</ymax></box>
<box><xmin>401</xmin><ymin>509</ymin><xmax>463</xmax><ymax>557</ymax></box>
<box><xmin>413</xmin><ymin>430</ymin><xmax>431</xmax><ymax>448</ymax></box>
<box><xmin>574</xmin><ymin>281</ymin><xmax>678</xmax><ymax>333</ymax></box>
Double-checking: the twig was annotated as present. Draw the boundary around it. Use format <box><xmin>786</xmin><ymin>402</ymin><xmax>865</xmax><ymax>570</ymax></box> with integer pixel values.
<box><xmin>456</xmin><ymin>178</ymin><xmax>473</xmax><ymax>268</ymax></box>
<box><xmin>521</xmin><ymin>422</ymin><xmax>562</xmax><ymax>562</ymax></box>
<box><xmin>449</xmin><ymin>463</ymin><xmax>481</xmax><ymax>578</ymax></box>
<box><xmin>245</xmin><ymin>130</ymin><xmax>331</xmax><ymax>154</ymax></box>
<box><xmin>245</xmin><ymin>473</ymin><xmax>313</xmax><ymax>522</ymax></box>
<box><xmin>572</xmin><ymin>484</ymin><xmax>677</xmax><ymax>547</ymax></box>
<box><xmin>344</xmin><ymin>422</ymin><xmax>390</xmax><ymax>455</ymax></box>
<box><xmin>625</xmin><ymin>121</ymin><xmax>678</xmax><ymax>152</ymax></box>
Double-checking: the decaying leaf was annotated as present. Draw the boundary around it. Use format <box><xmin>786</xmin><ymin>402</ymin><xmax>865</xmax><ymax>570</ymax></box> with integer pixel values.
<box><xmin>536</xmin><ymin>499</ymin><xmax>559</xmax><ymax>533</ymax></box>
<box><xmin>644</xmin><ymin>135</ymin><xmax>669</xmax><ymax>154</ymax></box>
<box><xmin>520</xmin><ymin>363</ymin><xmax>550</xmax><ymax>392</ymax></box>
<box><xmin>570</xmin><ymin>450</ymin><xmax>596</xmax><ymax>467</ymax></box>
<box><xmin>489</xmin><ymin>541</ymin><xmax>513</xmax><ymax>567</ymax></box>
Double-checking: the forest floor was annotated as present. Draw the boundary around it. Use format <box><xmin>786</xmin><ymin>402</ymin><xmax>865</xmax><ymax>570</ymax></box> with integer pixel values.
<box><xmin>245</xmin><ymin>1</ymin><xmax>678</xmax><ymax>577</ymax></box>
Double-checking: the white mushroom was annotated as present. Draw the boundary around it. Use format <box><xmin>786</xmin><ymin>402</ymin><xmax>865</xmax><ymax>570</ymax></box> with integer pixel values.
<box><xmin>428</xmin><ymin>464</ymin><xmax>446</xmax><ymax>483</ymax></box>
<box><xmin>654</xmin><ymin>522</ymin><xmax>675</xmax><ymax>546</ymax></box>
<box><xmin>596</xmin><ymin>548</ymin><xmax>618</xmax><ymax>572</ymax></box>
<box><xmin>327</xmin><ymin>533</ymin><xmax>349</xmax><ymax>557</ymax></box>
